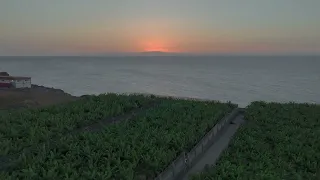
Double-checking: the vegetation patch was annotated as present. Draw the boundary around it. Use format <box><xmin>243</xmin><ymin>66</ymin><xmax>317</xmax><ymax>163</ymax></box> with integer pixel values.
<box><xmin>2</xmin><ymin>99</ymin><xmax>235</xmax><ymax>179</ymax></box>
<box><xmin>0</xmin><ymin>93</ymin><xmax>156</xmax><ymax>156</ymax></box>
<box><xmin>191</xmin><ymin>102</ymin><xmax>320</xmax><ymax>180</ymax></box>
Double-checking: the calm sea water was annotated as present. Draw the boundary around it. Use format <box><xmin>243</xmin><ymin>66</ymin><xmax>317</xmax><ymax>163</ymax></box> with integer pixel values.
<box><xmin>1</xmin><ymin>56</ymin><xmax>319</xmax><ymax>107</ymax></box>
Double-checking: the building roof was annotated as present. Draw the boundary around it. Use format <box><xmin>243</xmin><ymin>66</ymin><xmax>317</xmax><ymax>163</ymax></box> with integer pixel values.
<box><xmin>0</xmin><ymin>76</ymin><xmax>31</xmax><ymax>80</ymax></box>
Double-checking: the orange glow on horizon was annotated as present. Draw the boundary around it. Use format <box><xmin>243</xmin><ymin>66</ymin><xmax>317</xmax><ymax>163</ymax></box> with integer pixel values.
<box><xmin>142</xmin><ymin>41</ymin><xmax>170</xmax><ymax>52</ymax></box>
<box><xmin>144</xmin><ymin>47</ymin><xmax>170</xmax><ymax>52</ymax></box>
<box><xmin>140</xmin><ymin>40</ymin><xmax>183</xmax><ymax>53</ymax></box>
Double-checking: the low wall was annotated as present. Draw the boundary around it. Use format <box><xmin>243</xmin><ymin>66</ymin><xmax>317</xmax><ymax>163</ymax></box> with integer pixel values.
<box><xmin>154</xmin><ymin>108</ymin><xmax>243</xmax><ymax>180</ymax></box>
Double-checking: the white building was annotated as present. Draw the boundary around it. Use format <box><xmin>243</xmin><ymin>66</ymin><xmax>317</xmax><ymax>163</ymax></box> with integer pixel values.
<box><xmin>0</xmin><ymin>76</ymin><xmax>31</xmax><ymax>88</ymax></box>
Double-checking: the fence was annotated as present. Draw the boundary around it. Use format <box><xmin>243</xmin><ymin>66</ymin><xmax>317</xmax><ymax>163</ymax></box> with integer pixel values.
<box><xmin>154</xmin><ymin>108</ymin><xmax>242</xmax><ymax>180</ymax></box>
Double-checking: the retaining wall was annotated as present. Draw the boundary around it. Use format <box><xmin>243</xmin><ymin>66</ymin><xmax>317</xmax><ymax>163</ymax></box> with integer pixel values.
<box><xmin>154</xmin><ymin>108</ymin><xmax>243</xmax><ymax>180</ymax></box>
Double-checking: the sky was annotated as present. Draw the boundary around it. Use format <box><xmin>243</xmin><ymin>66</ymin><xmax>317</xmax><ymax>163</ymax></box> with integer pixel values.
<box><xmin>0</xmin><ymin>0</ymin><xmax>320</xmax><ymax>56</ymax></box>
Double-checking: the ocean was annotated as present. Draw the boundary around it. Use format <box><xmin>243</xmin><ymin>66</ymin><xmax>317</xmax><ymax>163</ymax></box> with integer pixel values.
<box><xmin>1</xmin><ymin>56</ymin><xmax>319</xmax><ymax>107</ymax></box>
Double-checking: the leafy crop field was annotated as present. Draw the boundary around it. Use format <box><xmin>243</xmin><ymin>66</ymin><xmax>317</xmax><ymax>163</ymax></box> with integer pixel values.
<box><xmin>2</xmin><ymin>99</ymin><xmax>235</xmax><ymax>179</ymax></box>
<box><xmin>191</xmin><ymin>102</ymin><xmax>320</xmax><ymax>180</ymax></box>
<box><xmin>0</xmin><ymin>93</ymin><xmax>156</xmax><ymax>156</ymax></box>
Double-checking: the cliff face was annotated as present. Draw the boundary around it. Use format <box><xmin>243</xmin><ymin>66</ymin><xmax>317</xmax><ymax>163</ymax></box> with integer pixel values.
<box><xmin>0</xmin><ymin>72</ymin><xmax>10</xmax><ymax>76</ymax></box>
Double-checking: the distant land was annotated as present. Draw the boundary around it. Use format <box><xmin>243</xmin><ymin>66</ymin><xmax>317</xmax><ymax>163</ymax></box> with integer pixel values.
<box><xmin>138</xmin><ymin>51</ymin><xmax>188</xmax><ymax>56</ymax></box>
<box><xmin>97</xmin><ymin>51</ymin><xmax>192</xmax><ymax>57</ymax></box>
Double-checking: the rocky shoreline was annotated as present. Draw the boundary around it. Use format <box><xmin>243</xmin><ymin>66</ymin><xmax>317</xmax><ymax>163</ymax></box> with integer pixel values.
<box><xmin>0</xmin><ymin>84</ymin><xmax>78</xmax><ymax>110</ymax></box>
<box><xmin>0</xmin><ymin>71</ymin><xmax>78</xmax><ymax>109</ymax></box>
<box><xmin>31</xmin><ymin>84</ymin><xmax>74</xmax><ymax>96</ymax></box>
<box><xmin>1</xmin><ymin>84</ymin><xmax>72</xmax><ymax>94</ymax></box>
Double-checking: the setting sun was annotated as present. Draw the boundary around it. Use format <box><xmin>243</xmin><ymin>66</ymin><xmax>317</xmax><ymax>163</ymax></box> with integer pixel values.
<box><xmin>144</xmin><ymin>47</ymin><xmax>169</xmax><ymax>52</ymax></box>
<box><xmin>143</xmin><ymin>42</ymin><xmax>169</xmax><ymax>52</ymax></box>
<box><xmin>141</xmin><ymin>40</ymin><xmax>174</xmax><ymax>52</ymax></box>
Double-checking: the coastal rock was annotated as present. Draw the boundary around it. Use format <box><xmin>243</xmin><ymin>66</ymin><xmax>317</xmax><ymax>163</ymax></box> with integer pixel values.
<box><xmin>31</xmin><ymin>84</ymin><xmax>69</xmax><ymax>95</ymax></box>
<box><xmin>1</xmin><ymin>83</ymin><xmax>78</xmax><ymax>110</ymax></box>
<box><xmin>0</xmin><ymin>72</ymin><xmax>10</xmax><ymax>76</ymax></box>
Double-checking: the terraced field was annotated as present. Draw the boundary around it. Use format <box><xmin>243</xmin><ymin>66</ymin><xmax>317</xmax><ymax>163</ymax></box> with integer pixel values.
<box><xmin>0</xmin><ymin>94</ymin><xmax>236</xmax><ymax>179</ymax></box>
<box><xmin>191</xmin><ymin>102</ymin><xmax>320</xmax><ymax>180</ymax></box>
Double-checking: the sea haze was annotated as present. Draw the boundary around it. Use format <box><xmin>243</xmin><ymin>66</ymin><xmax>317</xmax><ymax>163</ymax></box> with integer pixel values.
<box><xmin>1</xmin><ymin>55</ymin><xmax>319</xmax><ymax>107</ymax></box>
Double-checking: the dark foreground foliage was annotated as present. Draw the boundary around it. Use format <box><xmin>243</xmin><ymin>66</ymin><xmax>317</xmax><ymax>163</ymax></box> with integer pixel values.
<box><xmin>191</xmin><ymin>102</ymin><xmax>320</xmax><ymax>180</ymax></box>
<box><xmin>1</xmin><ymin>96</ymin><xmax>235</xmax><ymax>179</ymax></box>
<box><xmin>0</xmin><ymin>93</ymin><xmax>156</xmax><ymax>156</ymax></box>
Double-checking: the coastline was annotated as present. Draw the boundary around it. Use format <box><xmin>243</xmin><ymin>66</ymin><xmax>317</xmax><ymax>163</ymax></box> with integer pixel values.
<box><xmin>0</xmin><ymin>84</ymin><xmax>230</xmax><ymax>110</ymax></box>
<box><xmin>0</xmin><ymin>84</ymin><xmax>78</xmax><ymax>110</ymax></box>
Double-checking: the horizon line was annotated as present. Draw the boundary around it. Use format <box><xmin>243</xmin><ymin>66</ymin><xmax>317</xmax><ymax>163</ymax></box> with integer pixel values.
<box><xmin>1</xmin><ymin>53</ymin><xmax>320</xmax><ymax>57</ymax></box>
<box><xmin>1</xmin><ymin>51</ymin><xmax>320</xmax><ymax>56</ymax></box>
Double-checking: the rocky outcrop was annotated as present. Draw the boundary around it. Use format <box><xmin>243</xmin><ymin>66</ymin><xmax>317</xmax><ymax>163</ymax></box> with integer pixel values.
<box><xmin>31</xmin><ymin>84</ymin><xmax>72</xmax><ymax>95</ymax></box>
<box><xmin>0</xmin><ymin>85</ymin><xmax>78</xmax><ymax>110</ymax></box>
<box><xmin>0</xmin><ymin>72</ymin><xmax>10</xmax><ymax>76</ymax></box>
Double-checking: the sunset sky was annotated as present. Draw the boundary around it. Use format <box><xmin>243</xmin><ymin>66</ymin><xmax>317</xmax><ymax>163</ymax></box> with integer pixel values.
<box><xmin>0</xmin><ymin>0</ymin><xmax>319</xmax><ymax>55</ymax></box>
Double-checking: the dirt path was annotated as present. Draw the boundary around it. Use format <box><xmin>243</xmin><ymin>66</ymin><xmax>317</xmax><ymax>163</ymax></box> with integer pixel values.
<box><xmin>181</xmin><ymin>113</ymin><xmax>246</xmax><ymax>180</ymax></box>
